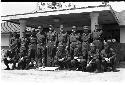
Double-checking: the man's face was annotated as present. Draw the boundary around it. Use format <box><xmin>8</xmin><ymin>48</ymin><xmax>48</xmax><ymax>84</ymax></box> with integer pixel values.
<box><xmin>72</xmin><ymin>27</ymin><xmax>76</xmax><ymax>32</ymax></box>
<box><xmin>84</xmin><ymin>29</ymin><xmax>89</xmax><ymax>33</ymax></box>
<box><xmin>90</xmin><ymin>46</ymin><xmax>95</xmax><ymax>51</ymax></box>
<box><xmin>95</xmin><ymin>26</ymin><xmax>99</xmax><ymax>30</ymax></box>
<box><xmin>49</xmin><ymin>26</ymin><xmax>54</xmax><ymax>31</ymax></box>
<box><xmin>39</xmin><ymin>28</ymin><xmax>43</xmax><ymax>32</ymax></box>
<box><xmin>60</xmin><ymin>25</ymin><xmax>64</xmax><ymax>32</ymax></box>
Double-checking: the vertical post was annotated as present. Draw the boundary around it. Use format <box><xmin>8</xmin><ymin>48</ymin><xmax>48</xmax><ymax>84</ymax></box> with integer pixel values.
<box><xmin>90</xmin><ymin>12</ymin><xmax>99</xmax><ymax>32</ymax></box>
<box><xmin>120</xmin><ymin>26</ymin><xmax>125</xmax><ymax>43</ymax></box>
<box><xmin>19</xmin><ymin>20</ymin><xmax>26</xmax><ymax>39</ymax></box>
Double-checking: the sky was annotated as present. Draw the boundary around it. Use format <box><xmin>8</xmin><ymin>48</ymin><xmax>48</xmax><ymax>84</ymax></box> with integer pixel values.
<box><xmin>1</xmin><ymin>2</ymin><xmax>125</xmax><ymax>16</ymax></box>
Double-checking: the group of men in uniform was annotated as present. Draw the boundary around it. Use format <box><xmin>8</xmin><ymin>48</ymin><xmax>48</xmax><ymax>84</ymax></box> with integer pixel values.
<box><xmin>3</xmin><ymin>24</ymin><xmax>119</xmax><ymax>73</ymax></box>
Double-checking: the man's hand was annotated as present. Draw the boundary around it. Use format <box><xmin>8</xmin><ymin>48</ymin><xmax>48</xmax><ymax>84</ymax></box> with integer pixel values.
<box><xmin>74</xmin><ymin>56</ymin><xmax>78</xmax><ymax>59</ymax></box>
<box><xmin>20</xmin><ymin>57</ymin><xmax>24</xmax><ymax>60</ymax></box>
<box><xmin>77</xmin><ymin>59</ymin><xmax>80</xmax><ymax>62</ymax></box>
<box><xmin>58</xmin><ymin>58</ymin><xmax>64</xmax><ymax>61</ymax></box>
<box><xmin>87</xmin><ymin>64</ymin><xmax>89</xmax><ymax>67</ymax></box>
<box><xmin>105</xmin><ymin>58</ymin><xmax>109</xmax><ymax>62</ymax></box>
<box><xmin>7</xmin><ymin>57</ymin><xmax>11</xmax><ymax>61</ymax></box>
<box><xmin>66</xmin><ymin>46</ymin><xmax>68</xmax><ymax>49</ymax></box>
<box><xmin>107</xmin><ymin>58</ymin><xmax>110</xmax><ymax>63</ymax></box>
<box><xmin>54</xmin><ymin>44</ymin><xmax>56</xmax><ymax>47</ymax></box>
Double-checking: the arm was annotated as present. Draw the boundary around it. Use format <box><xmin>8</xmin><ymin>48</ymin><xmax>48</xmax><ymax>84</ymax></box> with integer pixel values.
<box><xmin>87</xmin><ymin>51</ymin><xmax>90</xmax><ymax>64</ymax></box>
<box><xmin>100</xmin><ymin>50</ymin><xmax>107</xmax><ymax>60</ymax></box>
<box><xmin>54</xmin><ymin>31</ymin><xmax>58</xmax><ymax>46</ymax></box>
<box><xmin>110</xmin><ymin>52</ymin><xmax>116</xmax><ymax>60</ymax></box>
<box><xmin>66</xmin><ymin>33</ymin><xmax>70</xmax><ymax>48</ymax></box>
<box><xmin>46</xmin><ymin>33</ymin><xmax>48</xmax><ymax>47</ymax></box>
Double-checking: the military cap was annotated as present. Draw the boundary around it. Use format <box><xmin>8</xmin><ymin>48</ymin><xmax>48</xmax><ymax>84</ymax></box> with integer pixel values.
<box><xmin>90</xmin><ymin>43</ymin><xmax>95</xmax><ymax>46</ymax></box>
<box><xmin>107</xmin><ymin>39</ymin><xmax>111</xmax><ymax>42</ymax></box>
<box><xmin>38</xmin><ymin>26</ymin><xmax>43</xmax><ymax>29</ymax></box>
<box><xmin>49</xmin><ymin>25</ymin><xmax>53</xmax><ymax>27</ymax></box>
<box><xmin>72</xmin><ymin>26</ymin><xmax>76</xmax><ymax>29</ymax></box>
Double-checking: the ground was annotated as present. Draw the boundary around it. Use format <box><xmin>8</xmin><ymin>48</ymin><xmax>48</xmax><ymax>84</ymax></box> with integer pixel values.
<box><xmin>1</xmin><ymin>62</ymin><xmax>125</xmax><ymax>84</ymax></box>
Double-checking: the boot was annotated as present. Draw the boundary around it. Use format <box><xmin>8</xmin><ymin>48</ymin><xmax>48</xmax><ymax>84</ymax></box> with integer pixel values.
<box><xmin>94</xmin><ymin>69</ymin><xmax>101</xmax><ymax>73</ymax></box>
<box><xmin>4</xmin><ymin>67</ymin><xmax>10</xmax><ymax>70</ymax></box>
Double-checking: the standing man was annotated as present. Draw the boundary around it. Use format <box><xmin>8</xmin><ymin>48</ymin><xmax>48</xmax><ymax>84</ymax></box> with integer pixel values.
<box><xmin>80</xmin><ymin>26</ymin><xmax>91</xmax><ymax>70</ymax></box>
<box><xmin>46</xmin><ymin>25</ymin><xmax>57</xmax><ymax>67</ymax></box>
<box><xmin>28</xmin><ymin>29</ymin><xmax>37</xmax><ymax>64</ymax></box>
<box><xmin>36</xmin><ymin>26</ymin><xmax>46</xmax><ymax>67</ymax></box>
<box><xmin>54</xmin><ymin>25</ymin><xmax>69</xmax><ymax>69</ymax></box>
<box><xmin>19</xmin><ymin>32</ymin><xmax>28</xmax><ymax>58</ymax></box>
<box><xmin>69</xmin><ymin>26</ymin><xmax>82</xmax><ymax>70</ymax></box>
<box><xmin>18</xmin><ymin>32</ymin><xmax>29</xmax><ymax>69</ymax></box>
<box><xmin>92</xmin><ymin>25</ymin><xmax>103</xmax><ymax>51</ymax></box>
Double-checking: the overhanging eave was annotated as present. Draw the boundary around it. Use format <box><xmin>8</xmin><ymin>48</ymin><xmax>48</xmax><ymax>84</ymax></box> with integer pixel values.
<box><xmin>1</xmin><ymin>6</ymin><xmax>111</xmax><ymax>21</ymax></box>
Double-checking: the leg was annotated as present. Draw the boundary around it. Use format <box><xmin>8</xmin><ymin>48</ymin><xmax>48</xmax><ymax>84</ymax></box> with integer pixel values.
<box><xmin>110</xmin><ymin>57</ymin><xmax>118</xmax><ymax>72</ymax></box>
<box><xmin>79</xmin><ymin>59</ymin><xmax>87</xmax><ymax>71</ymax></box>
<box><xmin>3</xmin><ymin>58</ymin><xmax>10</xmax><ymax>70</ymax></box>
<box><xmin>86</xmin><ymin>63</ymin><xmax>93</xmax><ymax>72</ymax></box>
<box><xmin>70</xmin><ymin>43</ymin><xmax>74</xmax><ymax>59</ymax></box>
<box><xmin>94</xmin><ymin>59</ymin><xmax>101</xmax><ymax>73</ymax></box>
<box><xmin>101</xmin><ymin>59</ymin><xmax>107</xmax><ymax>72</ymax></box>
<box><xmin>64</xmin><ymin>57</ymin><xmax>72</xmax><ymax>70</ymax></box>
<box><xmin>71</xmin><ymin>59</ymin><xmax>78</xmax><ymax>70</ymax></box>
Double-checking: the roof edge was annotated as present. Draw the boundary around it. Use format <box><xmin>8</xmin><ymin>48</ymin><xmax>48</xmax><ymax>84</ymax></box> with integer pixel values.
<box><xmin>1</xmin><ymin>5</ymin><xmax>111</xmax><ymax>21</ymax></box>
<box><xmin>1</xmin><ymin>5</ymin><xmax>109</xmax><ymax>18</ymax></box>
<box><xmin>109</xmin><ymin>5</ymin><xmax>120</xmax><ymax>25</ymax></box>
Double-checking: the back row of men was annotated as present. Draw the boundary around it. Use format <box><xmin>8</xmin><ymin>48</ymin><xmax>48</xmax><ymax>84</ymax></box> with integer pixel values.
<box><xmin>3</xmin><ymin>24</ymin><xmax>119</xmax><ymax>73</ymax></box>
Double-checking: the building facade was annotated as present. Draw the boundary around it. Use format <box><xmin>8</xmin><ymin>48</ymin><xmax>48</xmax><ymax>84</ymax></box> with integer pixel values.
<box><xmin>1</xmin><ymin>2</ymin><xmax>124</xmax><ymax>60</ymax></box>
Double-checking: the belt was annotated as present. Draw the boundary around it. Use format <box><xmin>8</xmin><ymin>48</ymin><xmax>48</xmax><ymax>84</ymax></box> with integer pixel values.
<box><xmin>38</xmin><ymin>43</ymin><xmax>44</xmax><ymax>45</ymax></box>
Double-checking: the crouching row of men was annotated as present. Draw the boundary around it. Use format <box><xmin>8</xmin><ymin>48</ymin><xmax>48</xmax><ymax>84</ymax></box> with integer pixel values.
<box><xmin>2</xmin><ymin>24</ymin><xmax>118</xmax><ymax>73</ymax></box>
<box><xmin>54</xmin><ymin>42</ymin><xmax>118</xmax><ymax>73</ymax></box>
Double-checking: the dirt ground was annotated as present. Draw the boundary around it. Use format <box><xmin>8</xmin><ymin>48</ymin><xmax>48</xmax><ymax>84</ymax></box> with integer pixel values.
<box><xmin>1</xmin><ymin>62</ymin><xmax>125</xmax><ymax>84</ymax></box>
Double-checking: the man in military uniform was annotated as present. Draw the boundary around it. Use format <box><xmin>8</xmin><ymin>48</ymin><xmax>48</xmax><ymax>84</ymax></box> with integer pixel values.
<box><xmin>69</xmin><ymin>26</ymin><xmax>82</xmax><ymax>70</ymax></box>
<box><xmin>19</xmin><ymin>32</ymin><xmax>29</xmax><ymax>58</ymax></box>
<box><xmin>36</xmin><ymin>26</ymin><xmax>46</xmax><ymax>67</ymax></box>
<box><xmin>27</xmin><ymin>29</ymin><xmax>37</xmax><ymax>65</ymax></box>
<box><xmin>111</xmin><ymin>39</ymin><xmax>119</xmax><ymax>53</ymax></box>
<box><xmin>3</xmin><ymin>50</ymin><xmax>12</xmax><ymax>70</ymax></box>
<box><xmin>46</xmin><ymin>25</ymin><xmax>57</xmax><ymax>67</ymax></box>
<box><xmin>101</xmin><ymin>42</ymin><xmax>118</xmax><ymax>72</ymax></box>
<box><xmin>3</xmin><ymin>32</ymin><xmax>20</xmax><ymax>70</ymax></box>
<box><xmin>77</xmin><ymin>26</ymin><xmax>91</xmax><ymax>71</ymax></box>
<box><xmin>86</xmin><ymin>43</ymin><xmax>101</xmax><ymax>73</ymax></box>
<box><xmin>92</xmin><ymin>25</ymin><xmax>103</xmax><ymax>51</ymax></box>
<box><xmin>17</xmin><ymin>32</ymin><xmax>29</xmax><ymax>70</ymax></box>
<box><xmin>54</xmin><ymin>25</ymin><xmax>69</xmax><ymax>69</ymax></box>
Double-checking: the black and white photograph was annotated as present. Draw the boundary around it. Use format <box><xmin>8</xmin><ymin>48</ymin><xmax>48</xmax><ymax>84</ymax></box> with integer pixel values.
<box><xmin>0</xmin><ymin>1</ymin><xmax>125</xmax><ymax>84</ymax></box>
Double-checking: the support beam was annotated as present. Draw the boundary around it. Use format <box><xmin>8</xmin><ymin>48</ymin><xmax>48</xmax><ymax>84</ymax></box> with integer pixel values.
<box><xmin>90</xmin><ymin>12</ymin><xmax>99</xmax><ymax>32</ymax></box>
<box><xmin>120</xmin><ymin>25</ymin><xmax>125</xmax><ymax>43</ymax></box>
<box><xmin>19</xmin><ymin>20</ymin><xmax>27</xmax><ymax>39</ymax></box>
